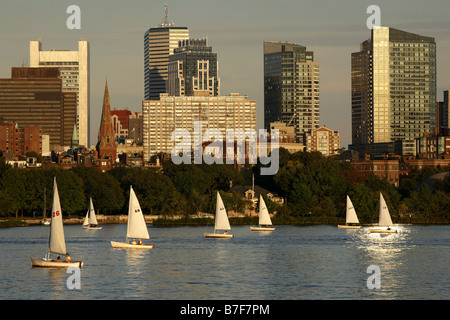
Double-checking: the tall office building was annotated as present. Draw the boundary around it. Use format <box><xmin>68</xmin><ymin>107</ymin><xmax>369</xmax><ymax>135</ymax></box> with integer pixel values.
<box><xmin>0</xmin><ymin>67</ymin><xmax>76</xmax><ymax>149</ymax></box>
<box><xmin>264</xmin><ymin>41</ymin><xmax>319</xmax><ymax>144</ymax></box>
<box><xmin>167</xmin><ymin>38</ymin><xmax>220</xmax><ymax>97</ymax></box>
<box><xmin>29</xmin><ymin>40</ymin><xmax>89</xmax><ymax>147</ymax></box>
<box><xmin>351</xmin><ymin>27</ymin><xmax>436</xmax><ymax>155</ymax></box>
<box><xmin>142</xmin><ymin>93</ymin><xmax>256</xmax><ymax>161</ymax></box>
<box><xmin>144</xmin><ymin>6</ymin><xmax>189</xmax><ymax>100</ymax></box>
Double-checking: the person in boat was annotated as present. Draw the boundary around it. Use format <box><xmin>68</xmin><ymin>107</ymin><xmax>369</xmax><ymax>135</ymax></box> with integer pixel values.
<box><xmin>131</xmin><ymin>239</ymin><xmax>137</xmax><ymax>245</ymax></box>
<box><xmin>55</xmin><ymin>256</ymin><xmax>61</xmax><ymax>262</ymax></box>
<box><xmin>65</xmin><ymin>253</ymin><xmax>71</xmax><ymax>263</ymax></box>
<box><xmin>138</xmin><ymin>239</ymin><xmax>143</xmax><ymax>245</ymax></box>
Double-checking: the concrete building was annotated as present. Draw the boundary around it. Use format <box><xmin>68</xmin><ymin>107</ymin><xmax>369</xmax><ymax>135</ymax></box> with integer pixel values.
<box><xmin>304</xmin><ymin>126</ymin><xmax>340</xmax><ymax>157</ymax></box>
<box><xmin>264</xmin><ymin>41</ymin><xmax>320</xmax><ymax>144</ymax></box>
<box><xmin>144</xmin><ymin>6</ymin><xmax>189</xmax><ymax>100</ymax></box>
<box><xmin>142</xmin><ymin>93</ymin><xmax>256</xmax><ymax>162</ymax></box>
<box><xmin>0</xmin><ymin>67</ymin><xmax>76</xmax><ymax>149</ymax></box>
<box><xmin>351</xmin><ymin>27</ymin><xmax>436</xmax><ymax>156</ymax></box>
<box><xmin>29</xmin><ymin>40</ymin><xmax>90</xmax><ymax>147</ymax></box>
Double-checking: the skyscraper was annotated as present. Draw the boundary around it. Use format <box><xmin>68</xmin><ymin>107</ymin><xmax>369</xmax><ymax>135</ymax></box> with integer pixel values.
<box><xmin>351</xmin><ymin>26</ymin><xmax>436</xmax><ymax>155</ymax></box>
<box><xmin>144</xmin><ymin>5</ymin><xmax>189</xmax><ymax>100</ymax></box>
<box><xmin>29</xmin><ymin>40</ymin><xmax>90</xmax><ymax>147</ymax></box>
<box><xmin>167</xmin><ymin>38</ymin><xmax>220</xmax><ymax>97</ymax></box>
<box><xmin>264</xmin><ymin>41</ymin><xmax>319</xmax><ymax>144</ymax></box>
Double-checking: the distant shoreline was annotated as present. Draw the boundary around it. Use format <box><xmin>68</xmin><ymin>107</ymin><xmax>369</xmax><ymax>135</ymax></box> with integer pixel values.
<box><xmin>1</xmin><ymin>215</ymin><xmax>448</xmax><ymax>228</ymax></box>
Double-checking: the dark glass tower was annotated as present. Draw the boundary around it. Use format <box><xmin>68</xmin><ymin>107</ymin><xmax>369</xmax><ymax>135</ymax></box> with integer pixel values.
<box><xmin>264</xmin><ymin>41</ymin><xmax>319</xmax><ymax>143</ymax></box>
<box><xmin>167</xmin><ymin>38</ymin><xmax>220</xmax><ymax>96</ymax></box>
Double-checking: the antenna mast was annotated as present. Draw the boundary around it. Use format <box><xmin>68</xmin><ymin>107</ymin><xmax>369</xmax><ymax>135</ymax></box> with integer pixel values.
<box><xmin>164</xmin><ymin>3</ymin><xmax>169</xmax><ymax>26</ymax></box>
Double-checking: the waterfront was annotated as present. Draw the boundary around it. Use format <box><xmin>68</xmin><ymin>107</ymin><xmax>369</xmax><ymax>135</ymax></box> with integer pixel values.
<box><xmin>0</xmin><ymin>224</ymin><xmax>448</xmax><ymax>300</ymax></box>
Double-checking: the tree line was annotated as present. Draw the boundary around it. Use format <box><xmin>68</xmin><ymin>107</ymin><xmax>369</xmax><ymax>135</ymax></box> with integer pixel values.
<box><xmin>0</xmin><ymin>149</ymin><xmax>449</xmax><ymax>223</ymax></box>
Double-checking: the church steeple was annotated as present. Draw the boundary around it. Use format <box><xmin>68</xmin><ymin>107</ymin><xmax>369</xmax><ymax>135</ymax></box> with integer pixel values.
<box><xmin>96</xmin><ymin>80</ymin><xmax>117</xmax><ymax>160</ymax></box>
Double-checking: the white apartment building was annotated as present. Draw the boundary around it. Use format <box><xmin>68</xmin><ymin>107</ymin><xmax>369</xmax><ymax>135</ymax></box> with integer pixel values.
<box><xmin>143</xmin><ymin>93</ymin><xmax>256</xmax><ymax>162</ymax></box>
<box><xmin>29</xmin><ymin>40</ymin><xmax>90</xmax><ymax>147</ymax></box>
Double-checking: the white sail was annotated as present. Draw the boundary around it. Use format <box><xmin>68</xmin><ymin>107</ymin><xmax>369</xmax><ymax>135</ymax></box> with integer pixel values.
<box><xmin>88</xmin><ymin>197</ymin><xmax>98</xmax><ymax>225</ymax></box>
<box><xmin>258</xmin><ymin>195</ymin><xmax>272</xmax><ymax>226</ymax></box>
<box><xmin>49</xmin><ymin>178</ymin><xmax>66</xmax><ymax>255</ymax></box>
<box><xmin>378</xmin><ymin>193</ymin><xmax>393</xmax><ymax>227</ymax></box>
<box><xmin>345</xmin><ymin>195</ymin><xmax>359</xmax><ymax>224</ymax></box>
<box><xmin>215</xmin><ymin>192</ymin><xmax>231</xmax><ymax>231</ymax></box>
<box><xmin>82</xmin><ymin>211</ymin><xmax>89</xmax><ymax>226</ymax></box>
<box><xmin>126</xmin><ymin>186</ymin><xmax>150</xmax><ymax>240</ymax></box>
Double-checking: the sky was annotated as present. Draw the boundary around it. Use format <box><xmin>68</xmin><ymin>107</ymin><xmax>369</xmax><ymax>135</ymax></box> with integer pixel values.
<box><xmin>1</xmin><ymin>0</ymin><xmax>449</xmax><ymax>148</ymax></box>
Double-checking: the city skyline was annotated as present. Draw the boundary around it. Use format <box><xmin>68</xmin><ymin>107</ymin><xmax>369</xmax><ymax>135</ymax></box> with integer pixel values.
<box><xmin>1</xmin><ymin>0</ymin><xmax>449</xmax><ymax>148</ymax></box>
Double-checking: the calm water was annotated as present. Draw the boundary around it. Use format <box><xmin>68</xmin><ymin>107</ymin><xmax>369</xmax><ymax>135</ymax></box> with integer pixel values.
<box><xmin>0</xmin><ymin>224</ymin><xmax>448</xmax><ymax>300</ymax></box>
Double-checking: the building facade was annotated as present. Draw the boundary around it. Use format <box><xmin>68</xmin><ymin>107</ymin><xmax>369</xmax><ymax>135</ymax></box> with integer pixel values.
<box><xmin>304</xmin><ymin>126</ymin><xmax>340</xmax><ymax>157</ymax></box>
<box><xmin>351</xmin><ymin>27</ymin><xmax>437</xmax><ymax>154</ymax></box>
<box><xmin>144</xmin><ymin>20</ymin><xmax>189</xmax><ymax>100</ymax></box>
<box><xmin>167</xmin><ymin>38</ymin><xmax>220</xmax><ymax>97</ymax></box>
<box><xmin>264</xmin><ymin>41</ymin><xmax>319</xmax><ymax>144</ymax></box>
<box><xmin>0</xmin><ymin>122</ymin><xmax>42</xmax><ymax>159</ymax></box>
<box><xmin>30</xmin><ymin>40</ymin><xmax>90</xmax><ymax>147</ymax></box>
<box><xmin>0</xmin><ymin>67</ymin><xmax>76</xmax><ymax>149</ymax></box>
<box><xmin>143</xmin><ymin>93</ymin><xmax>256</xmax><ymax>161</ymax></box>
<box><xmin>438</xmin><ymin>90</ymin><xmax>450</xmax><ymax>129</ymax></box>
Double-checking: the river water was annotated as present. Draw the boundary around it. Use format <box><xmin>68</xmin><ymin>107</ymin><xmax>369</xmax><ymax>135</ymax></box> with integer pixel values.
<box><xmin>0</xmin><ymin>224</ymin><xmax>448</xmax><ymax>300</ymax></box>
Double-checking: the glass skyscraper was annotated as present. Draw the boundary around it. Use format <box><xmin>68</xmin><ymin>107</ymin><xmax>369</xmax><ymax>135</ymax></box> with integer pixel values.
<box><xmin>144</xmin><ymin>15</ymin><xmax>189</xmax><ymax>100</ymax></box>
<box><xmin>264</xmin><ymin>41</ymin><xmax>319</xmax><ymax>144</ymax></box>
<box><xmin>351</xmin><ymin>26</ymin><xmax>436</xmax><ymax>154</ymax></box>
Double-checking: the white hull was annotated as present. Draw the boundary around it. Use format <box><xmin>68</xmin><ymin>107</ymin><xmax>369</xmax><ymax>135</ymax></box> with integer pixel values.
<box><xmin>338</xmin><ymin>225</ymin><xmax>361</xmax><ymax>229</ymax></box>
<box><xmin>370</xmin><ymin>227</ymin><xmax>397</xmax><ymax>234</ymax></box>
<box><xmin>250</xmin><ymin>226</ymin><xmax>276</xmax><ymax>231</ymax></box>
<box><xmin>110</xmin><ymin>240</ymin><xmax>155</xmax><ymax>249</ymax></box>
<box><xmin>30</xmin><ymin>257</ymin><xmax>83</xmax><ymax>268</ymax></box>
<box><xmin>82</xmin><ymin>225</ymin><xmax>102</xmax><ymax>230</ymax></box>
<box><xmin>204</xmin><ymin>232</ymin><xmax>234</xmax><ymax>238</ymax></box>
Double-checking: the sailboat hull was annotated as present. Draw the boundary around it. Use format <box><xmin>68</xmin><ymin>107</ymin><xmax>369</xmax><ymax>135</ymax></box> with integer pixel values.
<box><xmin>369</xmin><ymin>227</ymin><xmax>397</xmax><ymax>233</ymax></box>
<box><xmin>83</xmin><ymin>225</ymin><xmax>103</xmax><ymax>230</ymax></box>
<box><xmin>250</xmin><ymin>226</ymin><xmax>276</xmax><ymax>231</ymax></box>
<box><xmin>110</xmin><ymin>241</ymin><xmax>155</xmax><ymax>249</ymax></box>
<box><xmin>204</xmin><ymin>232</ymin><xmax>234</xmax><ymax>238</ymax></box>
<box><xmin>30</xmin><ymin>257</ymin><xmax>83</xmax><ymax>268</ymax></box>
<box><xmin>337</xmin><ymin>225</ymin><xmax>361</xmax><ymax>229</ymax></box>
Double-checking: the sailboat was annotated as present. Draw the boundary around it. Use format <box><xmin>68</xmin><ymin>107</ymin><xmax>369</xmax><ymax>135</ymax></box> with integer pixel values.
<box><xmin>82</xmin><ymin>197</ymin><xmax>102</xmax><ymax>229</ymax></box>
<box><xmin>250</xmin><ymin>195</ymin><xmax>275</xmax><ymax>231</ymax></box>
<box><xmin>338</xmin><ymin>195</ymin><xmax>361</xmax><ymax>229</ymax></box>
<box><xmin>204</xmin><ymin>192</ymin><xmax>234</xmax><ymax>238</ymax></box>
<box><xmin>31</xmin><ymin>178</ymin><xmax>83</xmax><ymax>268</ymax></box>
<box><xmin>111</xmin><ymin>186</ymin><xmax>155</xmax><ymax>249</ymax></box>
<box><xmin>370</xmin><ymin>193</ymin><xmax>397</xmax><ymax>233</ymax></box>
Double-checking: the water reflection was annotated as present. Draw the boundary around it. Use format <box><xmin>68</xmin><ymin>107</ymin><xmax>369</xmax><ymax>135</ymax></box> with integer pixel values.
<box><xmin>353</xmin><ymin>225</ymin><xmax>413</xmax><ymax>298</ymax></box>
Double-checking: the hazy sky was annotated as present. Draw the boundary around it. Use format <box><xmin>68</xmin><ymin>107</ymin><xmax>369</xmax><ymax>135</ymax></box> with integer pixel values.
<box><xmin>1</xmin><ymin>0</ymin><xmax>449</xmax><ymax>148</ymax></box>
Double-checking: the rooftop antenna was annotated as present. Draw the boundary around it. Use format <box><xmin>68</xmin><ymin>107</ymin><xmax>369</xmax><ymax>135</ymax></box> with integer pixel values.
<box><xmin>164</xmin><ymin>3</ymin><xmax>169</xmax><ymax>26</ymax></box>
